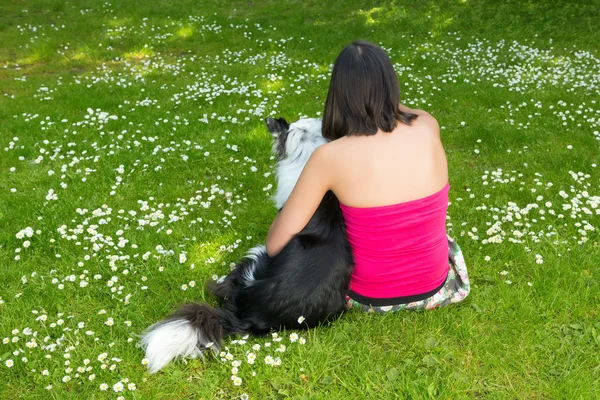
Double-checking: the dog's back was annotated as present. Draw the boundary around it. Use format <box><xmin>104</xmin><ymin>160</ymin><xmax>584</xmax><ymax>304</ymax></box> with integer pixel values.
<box><xmin>229</xmin><ymin>191</ymin><xmax>353</xmax><ymax>333</ymax></box>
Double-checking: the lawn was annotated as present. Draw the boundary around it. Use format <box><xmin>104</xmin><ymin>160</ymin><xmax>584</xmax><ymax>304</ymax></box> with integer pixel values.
<box><xmin>1</xmin><ymin>0</ymin><xmax>599</xmax><ymax>398</ymax></box>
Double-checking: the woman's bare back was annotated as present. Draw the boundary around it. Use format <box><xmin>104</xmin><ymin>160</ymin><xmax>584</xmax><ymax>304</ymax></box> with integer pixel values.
<box><xmin>324</xmin><ymin>110</ymin><xmax>448</xmax><ymax>208</ymax></box>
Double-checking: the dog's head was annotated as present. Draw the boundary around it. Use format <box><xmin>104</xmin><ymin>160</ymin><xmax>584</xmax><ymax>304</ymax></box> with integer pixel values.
<box><xmin>265</xmin><ymin>117</ymin><xmax>326</xmax><ymax>161</ymax></box>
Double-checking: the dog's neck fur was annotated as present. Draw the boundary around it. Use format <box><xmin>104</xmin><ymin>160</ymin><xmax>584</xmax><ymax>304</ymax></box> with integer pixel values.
<box><xmin>274</xmin><ymin>118</ymin><xmax>326</xmax><ymax>209</ymax></box>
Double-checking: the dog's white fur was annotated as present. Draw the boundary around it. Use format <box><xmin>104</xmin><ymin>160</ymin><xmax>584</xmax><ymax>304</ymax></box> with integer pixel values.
<box><xmin>140</xmin><ymin>118</ymin><xmax>324</xmax><ymax>373</ymax></box>
<box><xmin>240</xmin><ymin>244</ymin><xmax>267</xmax><ymax>286</ymax></box>
<box><xmin>273</xmin><ymin>118</ymin><xmax>326</xmax><ymax>209</ymax></box>
<box><xmin>141</xmin><ymin>318</ymin><xmax>205</xmax><ymax>374</ymax></box>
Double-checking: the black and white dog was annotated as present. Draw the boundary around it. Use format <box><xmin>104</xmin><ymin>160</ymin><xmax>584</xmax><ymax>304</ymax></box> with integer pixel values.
<box><xmin>141</xmin><ymin>117</ymin><xmax>354</xmax><ymax>373</ymax></box>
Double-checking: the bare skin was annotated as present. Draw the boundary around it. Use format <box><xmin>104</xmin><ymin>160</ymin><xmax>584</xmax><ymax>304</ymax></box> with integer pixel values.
<box><xmin>266</xmin><ymin>106</ymin><xmax>449</xmax><ymax>257</ymax></box>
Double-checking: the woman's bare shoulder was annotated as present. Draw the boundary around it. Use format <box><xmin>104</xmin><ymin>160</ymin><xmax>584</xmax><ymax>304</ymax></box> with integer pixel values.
<box><xmin>400</xmin><ymin>106</ymin><xmax>440</xmax><ymax>133</ymax></box>
<box><xmin>306</xmin><ymin>140</ymin><xmax>338</xmax><ymax>168</ymax></box>
<box><xmin>314</xmin><ymin>138</ymin><xmax>354</xmax><ymax>172</ymax></box>
<box><xmin>320</xmin><ymin>137</ymin><xmax>348</xmax><ymax>153</ymax></box>
<box><xmin>413</xmin><ymin>111</ymin><xmax>440</xmax><ymax>134</ymax></box>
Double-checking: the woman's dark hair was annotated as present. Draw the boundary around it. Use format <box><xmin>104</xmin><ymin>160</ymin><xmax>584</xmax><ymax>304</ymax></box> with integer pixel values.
<box><xmin>322</xmin><ymin>40</ymin><xmax>417</xmax><ymax>140</ymax></box>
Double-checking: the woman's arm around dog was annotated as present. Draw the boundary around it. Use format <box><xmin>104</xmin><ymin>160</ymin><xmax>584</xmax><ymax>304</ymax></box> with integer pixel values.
<box><xmin>266</xmin><ymin>145</ymin><xmax>332</xmax><ymax>257</ymax></box>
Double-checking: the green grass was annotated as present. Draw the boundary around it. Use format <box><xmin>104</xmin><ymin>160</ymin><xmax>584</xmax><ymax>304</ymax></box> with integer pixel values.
<box><xmin>1</xmin><ymin>0</ymin><xmax>599</xmax><ymax>398</ymax></box>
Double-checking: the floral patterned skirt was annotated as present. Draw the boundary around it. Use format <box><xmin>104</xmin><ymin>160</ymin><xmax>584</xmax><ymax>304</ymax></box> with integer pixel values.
<box><xmin>346</xmin><ymin>236</ymin><xmax>470</xmax><ymax>313</ymax></box>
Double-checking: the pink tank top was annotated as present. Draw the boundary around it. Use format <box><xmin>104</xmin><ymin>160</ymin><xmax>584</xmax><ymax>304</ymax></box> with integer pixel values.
<box><xmin>340</xmin><ymin>183</ymin><xmax>450</xmax><ymax>304</ymax></box>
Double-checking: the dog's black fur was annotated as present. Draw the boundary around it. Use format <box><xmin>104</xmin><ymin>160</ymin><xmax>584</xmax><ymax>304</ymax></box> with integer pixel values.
<box><xmin>209</xmin><ymin>189</ymin><xmax>353</xmax><ymax>333</ymax></box>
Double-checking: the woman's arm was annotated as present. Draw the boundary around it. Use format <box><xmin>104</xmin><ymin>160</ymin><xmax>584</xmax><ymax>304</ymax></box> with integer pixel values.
<box><xmin>266</xmin><ymin>146</ymin><xmax>332</xmax><ymax>257</ymax></box>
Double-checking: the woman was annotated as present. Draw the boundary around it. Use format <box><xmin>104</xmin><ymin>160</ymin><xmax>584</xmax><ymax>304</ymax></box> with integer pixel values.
<box><xmin>266</xmin><ymin>40</ymin><xmax>470</xmax><ymax>312</ymax></box>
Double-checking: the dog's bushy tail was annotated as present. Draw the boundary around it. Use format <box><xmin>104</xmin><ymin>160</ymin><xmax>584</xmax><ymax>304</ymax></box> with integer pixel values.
<box><xmin>140</xmin><ymin>303</ymin><xmax>230</xmax><ymax>374</ymax></box>
<box><xmin>141</xmin><ymin>246</ymin><xmax>267</xmax><ymax>373</ymax></box>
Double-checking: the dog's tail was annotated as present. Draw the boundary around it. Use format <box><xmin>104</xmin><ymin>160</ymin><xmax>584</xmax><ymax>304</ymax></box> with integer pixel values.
<box><xmin>141</xmin><ymin>246</ymin><xmax>268</xmax><ymax>373</ymax></box>
<box><xmin>140</xmin><ymin>303</ymin><xmax>232</xmax><ymax>374</ymax></box>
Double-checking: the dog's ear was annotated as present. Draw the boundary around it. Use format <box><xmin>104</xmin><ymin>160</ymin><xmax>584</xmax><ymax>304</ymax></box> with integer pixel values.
<box><xmin>265</xmin><ymin>117</ymin><xmax>288</xmax><ymax>137</ymax></box>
